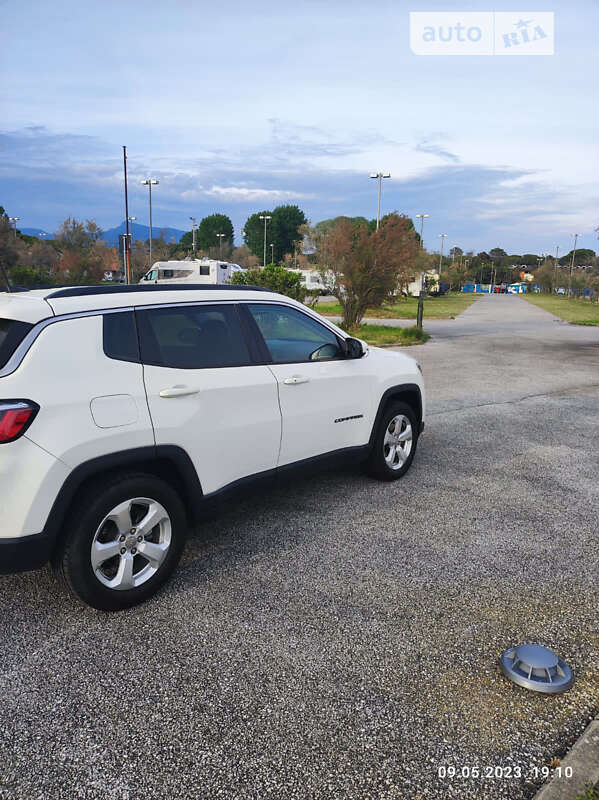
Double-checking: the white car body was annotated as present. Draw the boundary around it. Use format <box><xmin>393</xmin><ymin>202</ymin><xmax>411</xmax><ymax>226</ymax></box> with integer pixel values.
<box><xmin>0</xmin><ymin>284</ymin><xmax>425</xmax><ymax>606</ymax></box>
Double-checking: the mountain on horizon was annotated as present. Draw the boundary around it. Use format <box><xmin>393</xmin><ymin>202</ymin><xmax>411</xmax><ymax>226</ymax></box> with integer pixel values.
<box><xmin>21</xmin><ymin>228</ymin><xmax>54</xmax><ymax>239</ymax></box>
<box><xmin>20</xmin><ymin>222</ymin><xmax>186</xmax><ymax>246</ymax></box>
<box><xmin>101</xmin><ymin>221</ymin><xmax>186</xmax><ymax>246</ymax></box>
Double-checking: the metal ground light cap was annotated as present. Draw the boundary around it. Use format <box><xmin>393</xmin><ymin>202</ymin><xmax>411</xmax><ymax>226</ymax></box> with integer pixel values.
<box><xmin>500</xmin><ymin>644</ymin><xmax>574</xmax><ymax>694</ymax></box>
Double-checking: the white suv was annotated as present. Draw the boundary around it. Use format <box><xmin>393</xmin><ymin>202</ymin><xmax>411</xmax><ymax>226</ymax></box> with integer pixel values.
<box><xmin>0</xmin><ymin>285</ymin><xmax>425</xmax><ymax>610</ymax></box>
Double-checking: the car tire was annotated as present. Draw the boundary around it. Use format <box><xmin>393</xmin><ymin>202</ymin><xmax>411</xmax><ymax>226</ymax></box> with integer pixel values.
<box><xmin>54</xmin><ymin>473</ymin><xmax>188</xmax><ymax>611</ymax></box>
<box><xmin>363</xmin><ymin>401</ymin><xmax>419</xmax><ymax>482</ymax></box>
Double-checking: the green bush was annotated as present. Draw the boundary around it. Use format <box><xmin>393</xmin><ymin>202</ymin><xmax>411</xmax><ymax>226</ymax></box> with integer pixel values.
<box><xmin>231</xmin><ymin>264</ymin><xmax>303</xmax><ymax>301</ymax></box>
<box><xmin>8</xmin><ymin>266</ymin><xmax>54</xmax><ymax>287</ymax></box>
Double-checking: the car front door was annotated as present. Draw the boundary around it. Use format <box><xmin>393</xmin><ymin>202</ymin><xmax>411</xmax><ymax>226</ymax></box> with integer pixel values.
<box><xmin>244</xmin><ymin>302</ymin><xmax>374</xmax><ymax>467</ymax></box>
<box><xmin>137</xmin><ymin>302</ymin><xmax>281</xmax><ymax>495</ymax></box>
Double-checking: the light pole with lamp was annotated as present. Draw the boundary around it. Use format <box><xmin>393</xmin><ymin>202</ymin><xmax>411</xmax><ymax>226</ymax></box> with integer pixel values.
<box><xmin>216</xmin><ymin>233</ymin><xmax>225</xmax><ymax>259</ymax></box>
<box><xmin>141</xmin><ymin>179</ymin><xmax>159</xmax><ymax>268</ymax></box>
<box><xmin>438</xmin><ymin>233</ymin><xmax>447</xmax><ymax>276</ymax></box>
<box><xmin>8</xmin><ymin>217</ymin><xmax>20</xmax><ymax>239</ymax></box>
<box><xmin>553</xmin><ymin>245</ymin><xmax>560</xmax><ymax>289</ymax></box>
<box><xmin>369</xmin><ymin>172</ymin><xmax>390</xmax><ymax>230</ymax></box>
<box><xmin>415</xmin><ymin>214</ymin><xmax>429</xmax><ymax>330</ymax></box>
<box><xmin>189</xmin><ymin>217</ymin><xmax>197</xmax><ymax>255</ymax></box>
<box><xmin>569</xmin><ymin>234</ymin><xmax>579</xmax><ymax>296</ymax></box>
<box><xmin>415</xmin><ymin>214</ymin><xmax>429</xmax><ymax>249</ymax></box>
<box><xmin>259</xmin><ymin>215</ymin><xmax>271</xmax><ymax>267</ymax></box>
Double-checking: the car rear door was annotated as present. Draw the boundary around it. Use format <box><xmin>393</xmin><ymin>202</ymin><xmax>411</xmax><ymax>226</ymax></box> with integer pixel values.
<box><xmin>243</xmin><ymin>302</ymin><xmax>374</xmax><ymax>467</ymax></box>
<box><xmin>137</xmin><ymin>302</ymin><xmax>281</xmax><ymax>495</ymax></box>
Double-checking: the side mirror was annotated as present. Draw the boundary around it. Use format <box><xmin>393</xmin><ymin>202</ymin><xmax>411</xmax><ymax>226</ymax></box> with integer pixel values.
<box><xmin>343</xmin><ymin>337</ymin><xmax>364</xmax><ymax>359</ymax></box>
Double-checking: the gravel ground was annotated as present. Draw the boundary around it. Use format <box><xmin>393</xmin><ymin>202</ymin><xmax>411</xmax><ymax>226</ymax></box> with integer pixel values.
<box><xmin>0</xmin><ymin>295</ymin><xmax>597</xmax><ymax>800</ymax></box>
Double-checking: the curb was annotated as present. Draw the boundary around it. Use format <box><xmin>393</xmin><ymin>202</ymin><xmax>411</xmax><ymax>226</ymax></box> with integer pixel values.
<box><xmin>533</xmin><ymin>716</ymin><xmax>599</xmax><ymax>800</ymax></box>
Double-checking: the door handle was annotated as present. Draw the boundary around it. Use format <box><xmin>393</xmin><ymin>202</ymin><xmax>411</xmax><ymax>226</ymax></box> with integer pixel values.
<box><xmin>283</xmin><ymin>376</ymin><xmax>310</xmax><ymax>385</ymax></box>
<box><xmin>159</xmin><ymin>385</ymin><xmax>200</xmax><ymax>398</ymax></box>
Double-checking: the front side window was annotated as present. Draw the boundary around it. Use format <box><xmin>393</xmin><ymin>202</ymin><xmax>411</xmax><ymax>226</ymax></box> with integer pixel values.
<box><xmin>144</xmin><ymin>269</ymin><xmax>158</xmax><ymax>281</ymax></box>
<box><xmin>136</xmin><ymin>304</ymin><xmax>251</xmax><ymax>369</ymax></box>
<box><xmin>0</xmin><ymin>318</ymin><xmax>33</xmax><ymax>369</ymax></box>
<box><xmin>247</xmin><ymin>303</ymin><xmax>342</xmax><ymax>364</ymax></box>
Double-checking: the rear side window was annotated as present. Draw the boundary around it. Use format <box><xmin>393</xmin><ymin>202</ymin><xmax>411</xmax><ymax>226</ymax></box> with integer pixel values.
<box><xmin>136</xmin><ymin>304</ymin><xmax>251</xmax><ymax>369</ymax></box>
<box><xmin>103</xmin><ymin>312</ymin><xmax>140</xmax><ymax>363</ymax></box>
<box><xmin>0</xmin><ymin>319</ymin><xmax>33</xmax><ymax>369</ymax></box>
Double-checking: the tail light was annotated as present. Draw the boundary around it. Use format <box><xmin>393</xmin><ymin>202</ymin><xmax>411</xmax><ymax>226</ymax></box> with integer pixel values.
<box><xmin>0</xmin><ymin>400</ymin><xmax>39</xmax><ymax>444</ymax></box>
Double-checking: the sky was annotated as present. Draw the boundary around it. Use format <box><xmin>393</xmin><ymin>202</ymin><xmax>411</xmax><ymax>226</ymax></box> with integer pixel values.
<box><xmin>1</xmin><ymin>0</ymin><xmax>598</xmax><ymax>255</ymax></box>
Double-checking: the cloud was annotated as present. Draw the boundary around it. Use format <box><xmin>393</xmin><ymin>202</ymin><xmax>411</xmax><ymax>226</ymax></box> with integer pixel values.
<box><xmin>1</xmin><ymin>123</ymin><xmax>596</xmax><ymax>254</ymax></box>
<box><xmin>204</xmin><ymin>185</ymin><xmax>313</xmax><ymax>203</ymax></box>
<box><xmin>415</xmin><ymin>136</ymin><xmax>460</xmax><ymax>163</ymax></box>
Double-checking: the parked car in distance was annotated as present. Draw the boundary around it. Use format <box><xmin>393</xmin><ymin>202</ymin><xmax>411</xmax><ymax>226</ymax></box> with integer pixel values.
<box><xmin>0</xmin><ymin>284</ymin><xmax>425</xmax><ymax>610</ymax></box>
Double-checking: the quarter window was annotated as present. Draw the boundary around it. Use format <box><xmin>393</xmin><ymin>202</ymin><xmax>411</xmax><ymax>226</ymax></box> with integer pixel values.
<box><xmin>247</xmin><ymin>304</ymin><xmax>342</xmax><ymax>363</ymax></box>
<box><xmin>0</xmin><ymin>318</ymin><xmax>34</xmax><ymax>369</ymax></box>
<box><xmin>103</xmin><ymin>311</ymin><xmax>140</xmax><ymax>363</ymax></box>
<box><xmin>136</xmin><ymin>304</ymin><xmax>251</xmax><ymax>369</ymax></box>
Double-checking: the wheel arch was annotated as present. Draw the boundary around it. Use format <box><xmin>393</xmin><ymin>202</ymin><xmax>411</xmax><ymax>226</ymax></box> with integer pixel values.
<box><xmin>45</xmin><ymin>445</ymin><xmax>203</xmax><ymax>561</ymax></box>
<box><xmin>369</xmin><ymin>383</ymin><xmax>423</xmax><ymax>448</ymax></box>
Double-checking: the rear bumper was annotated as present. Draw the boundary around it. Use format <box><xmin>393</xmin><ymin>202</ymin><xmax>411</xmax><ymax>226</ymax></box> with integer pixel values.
<box><xmin>0</xmin><ymin>532</ymin><xmax>52</xmax><ymax>574</ymax></box>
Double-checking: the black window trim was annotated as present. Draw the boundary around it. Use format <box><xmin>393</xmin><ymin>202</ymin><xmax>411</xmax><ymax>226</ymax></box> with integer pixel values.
<box><xmin>240</xmin><ymin>300</ymin><xmax>348</xmax><ymax>366</ymax></box>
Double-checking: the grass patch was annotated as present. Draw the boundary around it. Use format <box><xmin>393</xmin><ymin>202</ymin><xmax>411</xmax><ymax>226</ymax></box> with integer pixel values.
<box><xmin>574</xmin><ymin>785</ymin><xmax>599</xmax><ymax>800</ymax></box>
<box><xmin>354</xmin><ymin>323</ymin><xmax>430</xmax><ymax>347</ymax></box>
<box><xmin>523</xmin><ymin>294</ymin><xmax>599</xmax><ymax>325</ymax></box>
<box><xmin>316</xmin><ymin>292</ymin><xmax>480</xmax><ymax>320</ymax></box>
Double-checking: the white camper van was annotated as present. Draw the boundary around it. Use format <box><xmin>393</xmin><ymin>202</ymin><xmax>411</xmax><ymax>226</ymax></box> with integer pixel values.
<box><xmin>288</xmin><ymin>268</ymin><xmax>333</xmax><ymax>295</ymax></box>
<box><xmin>140</xmin><ymin>259</ymin><xmax>245</xmax><ymax>286</ymax></box>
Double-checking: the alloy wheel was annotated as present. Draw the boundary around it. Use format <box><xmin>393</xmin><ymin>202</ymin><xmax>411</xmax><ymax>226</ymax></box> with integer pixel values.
<box><xmin>90</xmin><ymin>497</ymin><xmax>172</xmax><ymax>590</ymax></box>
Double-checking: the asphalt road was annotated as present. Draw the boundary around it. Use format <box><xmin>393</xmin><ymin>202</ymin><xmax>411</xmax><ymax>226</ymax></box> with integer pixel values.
<box><xmin>1</xmin><ymin>295</ymin><xmax>598</xmax><ymax>800</ymax></box>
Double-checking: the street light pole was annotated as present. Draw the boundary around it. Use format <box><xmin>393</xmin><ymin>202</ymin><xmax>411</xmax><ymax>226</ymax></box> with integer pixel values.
<box><xmin>438</xmin><ymin>233</ymin><xmax>447</xmax><ymax>275</ymax></box>
<box><xmin>141</xmin><ymin>179</ymin><xmax>159</xmax><ymax>268</ymax></box>
<box><xmin>569</xmin><ymin>233</ymin><xmax>579</xmax><ymax>296</ymax></box>
<box><xmin>8</xmin><ymin>217</ymin><xmax>19</xmax><ymax>239</ymax></box>
<box><xmin>270</xmin><ymin>243</ymin><xmax>274</xmax><ymax>264</ymax></box>
<box><xmin>259</xmin><ymin>215</ymin><xmax>271</xmax><ymax>267</ymax></box>
<box><xmin>415</xmin><ymin>214</ymin><xmax>429</xmax><ymax>250</ymax></box>
<box><xmin>369</xmin><ymin>173</ymin><xmax>390</xmax><ymax>230</ymax></box>
<box><xmin>216</xmin><ymin>233</ymin><xmax>225</xmax><ymax>258</ymax></box>
<box><xmin>189</xmin><ymin>217</ymin><xmax>197</xmax><ymax>255</ymax></box>
<box><xmin>554</xmin><ymin>244</ymin><xmax>560</xmax><ymax>288</ymax></box>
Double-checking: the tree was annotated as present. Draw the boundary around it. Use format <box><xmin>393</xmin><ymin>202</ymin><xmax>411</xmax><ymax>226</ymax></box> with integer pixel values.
<box><xmin>231</xmin><ymin>244</ymin><xmax>259</xmax><ymax>268</ymax></box>
<box><xmin>243</xmin><ymin>211</ymin><xmax>271</xmax><ymax>262</ymax></box>
<box><xmin>231</xmin><ymin>264</ymin><xmax>303</xmax><ymax>300</ymax></box>
<box><xmin>244</xmin><ymin>205</ymin><xmax>308</xmax><ymax>263</ymax></box>
<box><xmin>314</xmin><ymin>213</ymin><xmax>419</xmax><ymax>330</ymax></box>
<box><xmin>197</xmin><ymin>214</ymin><xmax>234</xmax><ymax>254</ymax></box>
<box><xmin>449</xmin><ymin>246</ymin><xmax>463</xmax><ymax>258</ymax></box>
<box><xmin>0</xmin><ymin>208</ymin><xmax>19</xmax><ymax>273</ymax></box>
<box><xmin>55</xmin><ymin>217</ymin><xmax>102</xmax><ymax>250</ymax></box>
<box><xmin>270</xmin><ymin>205</ymin><xmax>307</xmax><ymax>262</ymax></box>
<box><xmin>489</xmin><ymin>247</ymin><xmax>507</xmax><ymax>260</ymax></box>
<box><xmin>559</xmin><ymin>248</ymin><xmax>596</xmax><ymax>267</ymax></box>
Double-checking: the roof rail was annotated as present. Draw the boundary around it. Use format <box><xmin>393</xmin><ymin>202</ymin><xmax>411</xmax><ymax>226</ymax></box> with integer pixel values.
<box><xmin>46</xmin><ymin>284</ymin><xmax>271</xmax><ymax>299</ymax></box>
